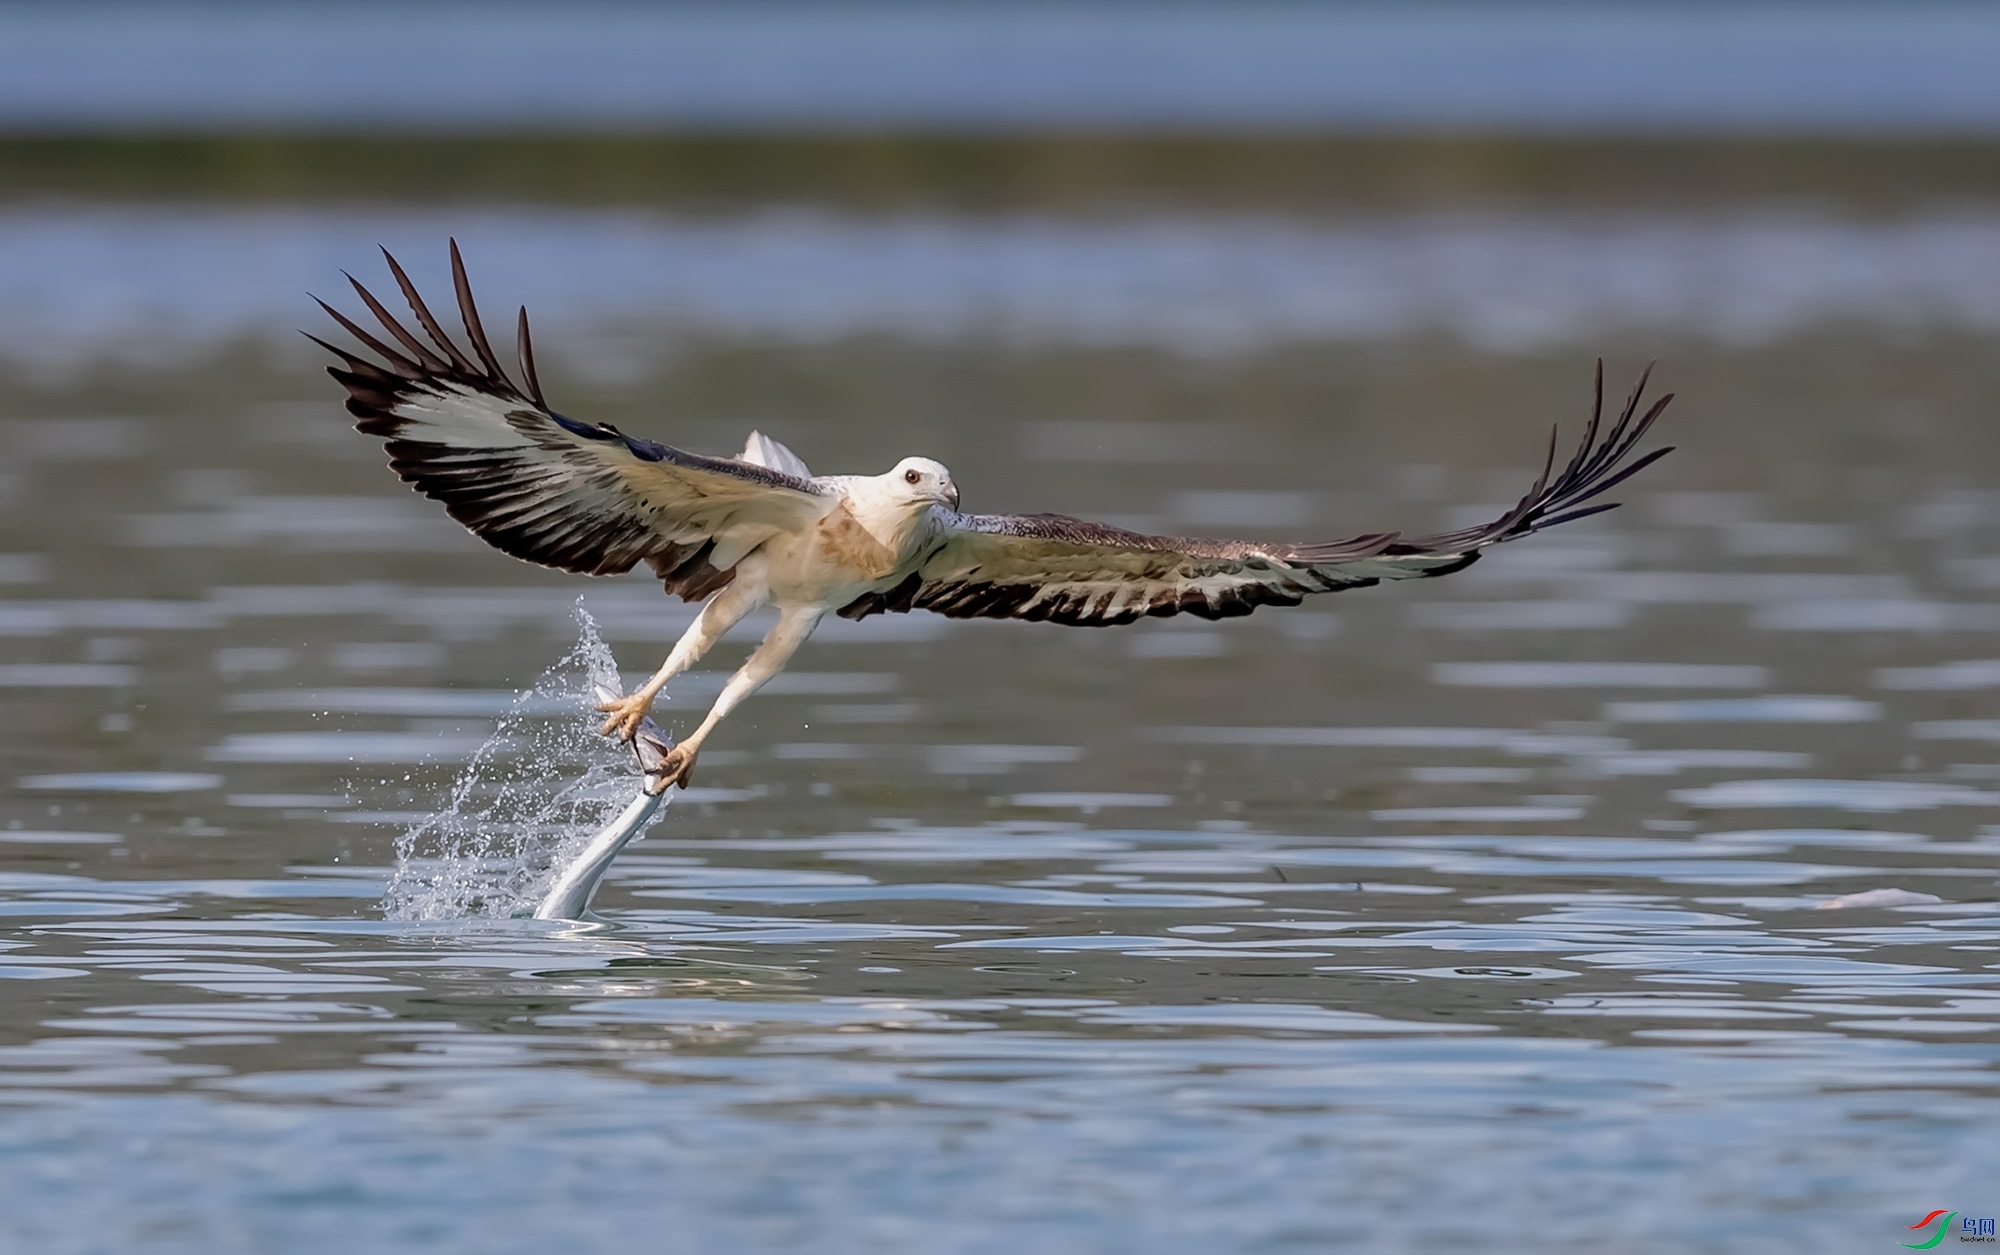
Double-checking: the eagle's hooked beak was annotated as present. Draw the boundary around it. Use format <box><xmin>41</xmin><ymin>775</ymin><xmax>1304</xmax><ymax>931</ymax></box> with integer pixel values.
<box><xmin>944</xmin><ymin>482</ymin><xmax>961</xmax><ymax>511</ymax></box>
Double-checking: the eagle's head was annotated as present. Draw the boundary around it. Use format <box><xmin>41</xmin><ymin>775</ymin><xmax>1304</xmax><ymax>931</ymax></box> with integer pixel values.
<box><xmin>888</xmin><ymin>456</ymin><xmax>960</xmax><ymax>512</ymax></box>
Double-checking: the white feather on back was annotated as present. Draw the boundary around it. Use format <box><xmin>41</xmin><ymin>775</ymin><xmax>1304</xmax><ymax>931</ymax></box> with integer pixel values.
<box><xmin>740</xmin><ymin>430</ymin><xmax>813</xmax><ymax>479</ymax></box>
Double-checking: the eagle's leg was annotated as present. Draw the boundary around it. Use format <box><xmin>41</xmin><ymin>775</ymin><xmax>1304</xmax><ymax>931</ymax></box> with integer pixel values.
<box><xmin>646</xmin><ymin>604</ymin><xmax>825</xmax><ymax>791</ymax></box>
<box><xmin>597</xmin><ymin>576</ymin><xmax>766</xmax><ymax>742</ymax></box>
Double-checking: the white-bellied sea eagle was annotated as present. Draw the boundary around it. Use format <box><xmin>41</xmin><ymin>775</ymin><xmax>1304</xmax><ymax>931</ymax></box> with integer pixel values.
<box><xmin>314</xmin><ymin>243</ymin><xmax>1673</xmax><ymax>791</ymax></box>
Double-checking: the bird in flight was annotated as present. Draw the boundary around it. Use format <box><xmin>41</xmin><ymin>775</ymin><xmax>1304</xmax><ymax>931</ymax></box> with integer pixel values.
<box><xmin>314</xmin><ymin>243</ymin><xmax>1673</xmax><ymax>792</ymax></box>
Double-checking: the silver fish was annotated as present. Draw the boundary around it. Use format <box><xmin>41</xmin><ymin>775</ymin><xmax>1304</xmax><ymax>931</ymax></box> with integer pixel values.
<box><xmin>533</xmin><ymin>683</ymin><xmax>676</xmax><ymax>921</ymax></box>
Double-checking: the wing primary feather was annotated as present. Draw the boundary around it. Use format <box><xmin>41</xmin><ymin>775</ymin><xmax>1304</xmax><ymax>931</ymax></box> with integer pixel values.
<box><xmin>1531</xmin><ymin>501</ymin><xmax>1623</xmax><ymax>530</ymax></box>
<box><xmin>1288</xmin><ymin>531</ymin><xmax>1399</xmax><ymax>563</ymax></box>
<box><xmin>346</xmin><ymin>272</ymin><xmax>452</xmax><ymax>374</ymax></box>
<box><xmin>313</xmin><ymin>297</ymin><xmax>421</xmax><ymax>377</ymax></box>
<box><xmin>1551</xmin><ymin>396</ymin><xmax>1672</xmax><ymax>517</ymax></box>
<box><xmin>1551</xmin><ymin>359</ymin><xmax>1606</xmax><ymax>491</ymax></box>
<box><xmin>303</xmin><ymin>334</ymin><xmax>405</xmax><ymax>393</ymax></box>
<box><xmin>1510</xmin><ymin>424</ymin><xmax>1561</xmax><ymax>528</ymax></box>
<box><xmin>1509</xmin><ymin>369</ymin><xmax>1670</xmax><ymax>534</ymax></box>
<box><xmin>300</xmin><ymin>331</ymin><xmax>367</xmax><ymax>374</ymax></box>
<box><xmin>1474</xmin><ymin>424</ymin><xmax>1562</xmax><ymax>546</ymax></box>
<box><xmin>516</xmin><ymin>305</ymin><xmax>547</xmax><ymax>408</ymax></box>
<box><xmin>1576</xmin><ymin>360</ymin><xmax>1655</xmax><ymax>485</ymax></box>
<box><xmin>448</xmin><ymin>238</ymin><xmax>517</xmax><ymax>391</ymax></box>
<box><xmin>1541</xmin><ymin>444</ymin><xmax>1676</xmax><ymax>513</ymax></box>
<box><xmin>380</xmin><ymin>247</ymin><xmax>477</xmax><ymax>374</ymax></box>
<box><xmin>1597</xmin><ymin>393</ymin><xmax>1674</xmax><ymax>477</ymax></box>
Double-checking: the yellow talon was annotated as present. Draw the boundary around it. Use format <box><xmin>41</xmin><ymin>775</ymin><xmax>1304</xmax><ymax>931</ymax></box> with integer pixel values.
<box><xmin>646</xmin><ymin>743</ymin><xmax>698</xmax><ymax>792</ymax></box>
<box><xmin>593</xmin><ymin>692</ymin><xmax>654</xmax><ymax>742</ymax></box>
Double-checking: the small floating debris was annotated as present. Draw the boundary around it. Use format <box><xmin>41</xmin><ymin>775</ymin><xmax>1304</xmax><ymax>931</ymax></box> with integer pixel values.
<box><xmin>1815</xmin><ymin>888</ymin><xmax>1945</xmax><ymax>910</ymax></box>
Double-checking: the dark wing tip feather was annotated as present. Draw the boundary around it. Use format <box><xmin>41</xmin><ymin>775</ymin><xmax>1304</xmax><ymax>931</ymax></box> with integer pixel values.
<box><xmin>319</xmin><ymin>249</ymin><xmax>541</xmax><ymax>422</ymax></box>
<box><xmin>314</xmin><ymin>245</ymin><xmax>825</xmax><ymax>500</ymax></box>
<box><xmin>1402</xmin><ymin>363</ymin><xmax>1675</xmax><ymax>555</ymax></box>
<box><xmin>516</xmin><ymin>305</ymin><xmax>547</xmax><ymax>407</ymax></box>
<box><xmin>313</xmin><ymin>295</ymin><xmax>421</xmax><ymax>377</ymax></box>
<box><xmin>448</xmin><ymin>238</ymin><xmax>518</xmax><ymax>393</ymax></box>
<box><xmin>345</xmin><ymin>270</ymin><xmax>452</xmax><ymax>375</ymax></box>
<box><xmin>380</xmin><ymin>246</ymin><xmax>477</xmax><ymax>375</ymax></box>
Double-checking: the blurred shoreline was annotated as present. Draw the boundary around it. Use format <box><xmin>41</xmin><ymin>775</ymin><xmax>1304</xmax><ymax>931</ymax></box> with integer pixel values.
<box><xmin>5</xmin><ymin>135</ymin><xmax>2000</xmax><ymax>212</ymax></box>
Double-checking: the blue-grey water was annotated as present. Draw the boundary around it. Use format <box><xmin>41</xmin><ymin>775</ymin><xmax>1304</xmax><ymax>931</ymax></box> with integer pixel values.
<box><xmin>7</xmin><ymin>205</ymin><xmax>2000</xmax><ymax>367</ymax></box>
<box><xmin>4</xmin><ymin>145</ymin><xmax>2000</xmax><ymax>1250</ymax></box>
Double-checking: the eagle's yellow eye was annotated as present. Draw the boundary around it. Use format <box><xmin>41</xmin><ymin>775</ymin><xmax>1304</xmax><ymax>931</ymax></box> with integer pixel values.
<box><xmin>904</xmin><ymin>469</ymin><xmax>921</xmax><ymax>485</ymax></box>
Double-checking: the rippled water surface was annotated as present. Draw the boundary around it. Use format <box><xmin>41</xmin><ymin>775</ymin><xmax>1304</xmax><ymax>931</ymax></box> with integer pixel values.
<box><xmin>3</xmin><ymin>143</ymin><xmax>2000</xmax><ymax>1252</ymax></box>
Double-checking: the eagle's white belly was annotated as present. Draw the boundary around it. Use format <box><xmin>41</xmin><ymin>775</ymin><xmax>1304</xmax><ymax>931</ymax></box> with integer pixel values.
<box><xmin>752</xmin><ymin>489</ymin><xmax>934</xmax><ymax>608</ymax></box>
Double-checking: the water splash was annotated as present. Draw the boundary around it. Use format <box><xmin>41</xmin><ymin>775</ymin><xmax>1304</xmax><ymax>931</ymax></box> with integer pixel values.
<box><xmin>382</xmin><ymin>606</ymin><xmax>667</xmax><ymax>920</ymax></box>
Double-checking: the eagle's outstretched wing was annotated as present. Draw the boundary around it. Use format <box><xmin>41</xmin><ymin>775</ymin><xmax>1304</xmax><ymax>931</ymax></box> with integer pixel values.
<box><xmin>312</xmin><ymin>242</ymin><xmax>830</xmax><ymax>600</ymax></box>
<box><xmin>839</xmin><ymin>363</ymin><xmax>1672</xmax><ymax>626</ymax></box>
